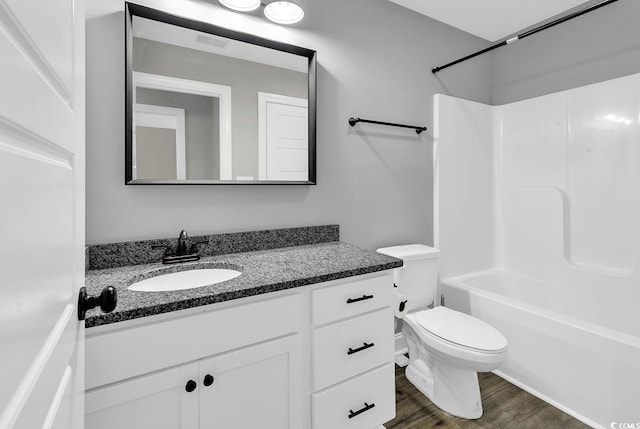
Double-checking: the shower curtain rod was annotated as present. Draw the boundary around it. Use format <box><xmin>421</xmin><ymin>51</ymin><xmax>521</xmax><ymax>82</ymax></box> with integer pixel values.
<box><xmin>431</xmin><ymin>0</ymin><xmax>620</xmax><ymax>74</ymax></box>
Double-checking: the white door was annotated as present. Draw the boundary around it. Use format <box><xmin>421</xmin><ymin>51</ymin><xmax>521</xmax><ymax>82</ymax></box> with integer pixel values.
<box><xmin>258</xmin><ymin>93</ymin><xmax>308</xmax><ymax>181</ymax></box>
<box><xmin>85</xmin><ymin>363</ymin><xmax>199</xmax><ymax>429</ymax></box>
<box><xmin>198</xmin><ymin>336</ymin><xmax>303</xmax><ymax>428</ymax></box>
<box><xmin>0</xmin><ymin>0</ymin><xmax>86</xmax><ymax>428</ymax></box>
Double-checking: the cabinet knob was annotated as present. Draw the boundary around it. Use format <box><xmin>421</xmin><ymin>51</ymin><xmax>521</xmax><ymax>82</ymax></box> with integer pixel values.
<box><xmin>185</xmin><ymin>380</ymin><xmax>197</xmax><ymax>392</ymax></box>
<box><xmin>203</xmin><ymin>374</ymin><xmax>214</xmax><ymax>387</ymax></box>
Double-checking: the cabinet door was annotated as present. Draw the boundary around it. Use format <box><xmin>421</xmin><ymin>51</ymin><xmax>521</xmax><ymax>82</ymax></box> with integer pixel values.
<box><xmin>85</xmin><ymin>362</ymin><xmax>198</xmax><ymax>429</ymax></box>
<box><xmin>199</xmin><ymin>335</ymin><xmax>302</xmax><ymax>429</ymax></box>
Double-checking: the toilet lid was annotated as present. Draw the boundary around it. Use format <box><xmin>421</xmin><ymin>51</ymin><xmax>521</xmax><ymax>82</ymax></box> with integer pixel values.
<box><xmin>416</xmin><ymin>307</ymin><xmax>507</xmax><ymax>352</ymax></box>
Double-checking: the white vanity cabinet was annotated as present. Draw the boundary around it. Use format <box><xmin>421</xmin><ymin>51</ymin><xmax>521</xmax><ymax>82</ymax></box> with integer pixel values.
<box><xmin>311</xmin><ymin>275</ymin><xmax>395</xmax><ymax>429</ymax></box>
<box><xmin>84</xmin><ymin>271</ymin><xmax>395</xmax><ymax>429</ymax></box>
<box><xmin>85</xmin><ymin>293</ymin><xmax>303</xmax><ymax>429</ymax></box>
<box><xmin>86</xmin><ymin>336</ymin><xmax>300</xmax><ymax>429</ymax></box>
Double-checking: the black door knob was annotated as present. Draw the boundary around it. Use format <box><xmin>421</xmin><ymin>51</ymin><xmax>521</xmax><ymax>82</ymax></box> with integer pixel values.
<box><xmin>77</xmin><ymin>286</ymin><xmax>117</xmax><ymax>321</ymax></box>
<box><xmin>185</xmin><ymin>380</ymin><xmax>197</xmax><ymax>392</ymax></box>
<box><xmin>203</xmin><ymin>374</ymin><xmax>214</xmax><ymax>386</ymax></box>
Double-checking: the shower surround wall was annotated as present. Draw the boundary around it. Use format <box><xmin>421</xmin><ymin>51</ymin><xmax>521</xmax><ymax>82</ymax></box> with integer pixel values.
<box><xmin>435</xmin><ymin>73</ymin><xmax>640</xmax><ymax>428</ymax></box>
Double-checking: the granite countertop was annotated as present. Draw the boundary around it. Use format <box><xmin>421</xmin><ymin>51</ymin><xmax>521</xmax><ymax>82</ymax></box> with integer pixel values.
<box><xmin>84</xmin><ymin>241</ymin><xmax>402</xmax><ymax>327</ymax></box>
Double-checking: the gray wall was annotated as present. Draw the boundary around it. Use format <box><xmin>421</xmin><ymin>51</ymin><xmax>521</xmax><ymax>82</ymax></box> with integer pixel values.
<box><xmin>491</xmin><ymin>0</ymin><xmax>640</xmax><ymax>105</ymax></box>
<box><xmin>133</xmin><ymin>37</ymin><xmax>307</xmax><ymax>179</ymax></box>
<box><xmin>136</xmin><ymin>127</ymin><xmax>177</xmax><ymax>179</ymax></box>
<box><xmin>85</xmin><ymin>0</ymin><xmax>492</xmax><ymax>247</ymax></box>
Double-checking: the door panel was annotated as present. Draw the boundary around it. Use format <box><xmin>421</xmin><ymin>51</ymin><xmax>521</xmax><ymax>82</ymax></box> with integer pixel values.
<box><xmin>2</xmin><ymin>0</ymin><xmax>74</xmax><ymax>95</ymax></box>
<box><xmin>258</xmin><ymin>93</ymin><xmax>308</xmax><ymax>181</ymax></box>
<box><xmin>11</xmin><ymin>306</ymin><xmax>78</xmax><ymax>429</ymax></box>
<box><xmin>0</xmin><ymin>150</ymin><xmax>74</xmax><ymax>419</ymax></box>
<box><xmin>85</xmin><ymin>363</ymin><xmax>199</xmax><ymax>429</ymax></box>
<box><xmin>199</xmin><ymin>336</ymin><xmax>302</xmax><ymax>429</ymax></box>
<box><xmin>0</xmin><ymin>12</ymin><xmax>76</xmax><ymax>149</ymax></box>
<box><xmin>266</xmin><ymin>103</ymin><xmax>308</xmax><ymax>181</ymax></box>
<box><xmin>0</xmin><ymin>0</ymin><xmax>85</xmax><ymax>426</ymax></box>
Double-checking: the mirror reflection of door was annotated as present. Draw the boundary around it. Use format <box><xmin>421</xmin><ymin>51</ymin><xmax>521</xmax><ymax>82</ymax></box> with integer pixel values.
<box><xmin>134</xmin><ymin>104</ymin><xmax>186</xmax><ymax>180</ymax></box>
<box><xmin>258</xmin><ymin>93</ymin><xmax>308</xmax><ymax>181</ymax></box>
<box><xmin>133</xmin><ymin>72</ymin><xmax>232</xmax><ymax>181</ymax></box>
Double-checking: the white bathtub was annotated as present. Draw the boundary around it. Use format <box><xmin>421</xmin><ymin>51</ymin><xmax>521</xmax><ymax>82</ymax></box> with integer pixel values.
<box><xmin>440</xmin><ymin>269</ymin><xmax>640</xmax><ymax>429</ymax></box>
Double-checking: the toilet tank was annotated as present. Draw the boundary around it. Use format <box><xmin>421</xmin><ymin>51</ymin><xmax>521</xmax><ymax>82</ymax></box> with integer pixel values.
<box><xmin>377</xmin><ymin>244</ymin><xmax>440</xmax><ymax>312</ymax></box>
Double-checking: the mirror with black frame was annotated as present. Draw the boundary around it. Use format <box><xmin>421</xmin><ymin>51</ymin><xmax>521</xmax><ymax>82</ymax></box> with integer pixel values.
<box><xmin>125</xmin><ymin>3</ymin><xmax>317</xmax><ymax>184</ymax></box>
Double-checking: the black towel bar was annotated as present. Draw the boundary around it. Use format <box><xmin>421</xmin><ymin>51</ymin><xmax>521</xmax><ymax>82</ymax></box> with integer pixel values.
<box><xmin>349</xmin><ymin>117</ymin><xmax>426</xmax><ymax>135</ymax></box>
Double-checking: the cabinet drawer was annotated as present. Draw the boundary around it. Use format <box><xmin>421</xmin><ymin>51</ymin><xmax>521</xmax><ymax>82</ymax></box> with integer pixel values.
<box><xmin>312</xmin><ymin>308</ymin><xmax>393</xmax><ymax>391</ymax></box>
<box><xmin>86</xmin><ymin>293</ymin><xmax>301</xmax><ymax>390</ymax></box>
<box><xmin>312</xmin><ymin>274</ymin><xmax>392</xmax><ymax>326</ymax></box>
<box><xmin>312</xmin><ymin>363</ymin><xmax>395</xmax><ymax>429</ymax></box>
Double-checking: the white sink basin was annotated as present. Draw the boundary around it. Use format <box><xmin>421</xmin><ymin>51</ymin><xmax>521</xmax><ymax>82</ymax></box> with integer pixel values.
<box><xmin>128</xmin><ymin>268</ymin><xmax>242</xmax><ymax>292</ymax></box>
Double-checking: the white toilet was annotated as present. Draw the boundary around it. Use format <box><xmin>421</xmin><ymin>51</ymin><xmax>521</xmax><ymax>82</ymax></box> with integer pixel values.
<box><xmin>377</xmin><ymin>244</ymin><xmax>507</xmax><ymax>419</ymax></box>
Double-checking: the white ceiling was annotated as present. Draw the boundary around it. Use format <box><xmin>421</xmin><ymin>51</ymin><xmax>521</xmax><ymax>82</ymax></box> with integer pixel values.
<box><xmin>387</xmin><ymin>0</ymin><xmax>593</xmax><ymax>42</ymax></box>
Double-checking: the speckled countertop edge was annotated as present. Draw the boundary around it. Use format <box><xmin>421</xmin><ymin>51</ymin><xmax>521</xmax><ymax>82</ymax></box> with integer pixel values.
<box><xmin>84</xmin><ymin>241</ymin><xmax>402</xmax><ymax>328</ymax></box>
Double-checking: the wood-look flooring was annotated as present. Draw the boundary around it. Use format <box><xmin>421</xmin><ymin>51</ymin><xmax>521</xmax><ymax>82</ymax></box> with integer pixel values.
<box><xmin>386</xmin><ymin>364</ymin><xmax>591</xmax><ymax>429</ymax></box>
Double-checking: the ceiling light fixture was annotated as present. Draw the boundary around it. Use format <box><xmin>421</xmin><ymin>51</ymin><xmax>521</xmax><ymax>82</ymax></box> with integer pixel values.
<box><xmin>218</xmin><ymin>0</ymin><xmax>261</xmax><ymax>12</ymax></box>
<box><xmin>264</xmin><ymin>1</ymin><xmax>304</xmax><ymax>25</ymax></box>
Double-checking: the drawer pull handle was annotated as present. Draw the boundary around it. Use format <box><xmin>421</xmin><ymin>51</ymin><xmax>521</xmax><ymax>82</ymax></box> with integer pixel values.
<box><xmin>346</xmin><ymin>294</ymin><xmax>374</xmax><ymax>304</ymax></box>
<box><xmin>348</xmin><ymin>342</ymin><xmax>375</xmax><ymax>355</ymax></box>
<box><xmin>348</xmin><ymin>402</ymin><xmax>375</xmax><ymax>419</ymax></box>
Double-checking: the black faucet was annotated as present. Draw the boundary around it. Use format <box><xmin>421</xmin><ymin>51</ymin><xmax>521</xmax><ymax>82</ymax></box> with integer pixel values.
<box><xmin>153</xmin><ymin>230</ymin><xmax>204</xmax><ymax>264</ymax></box>
<box><xmin>176</xmin><ymin>230</ymin><xmax>190</xmax><ymax>256</ymax></box>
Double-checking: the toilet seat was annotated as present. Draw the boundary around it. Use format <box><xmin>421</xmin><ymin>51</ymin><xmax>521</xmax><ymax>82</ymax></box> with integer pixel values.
<box><xmin>416</xmin><ymin>307</ymin><xmax>507</xmax><ymax>353</ymax></box>
<box><xmin>403</xmin><ymin>308</ymin><xmax>507</xmax><ymax>369</ymax></box>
